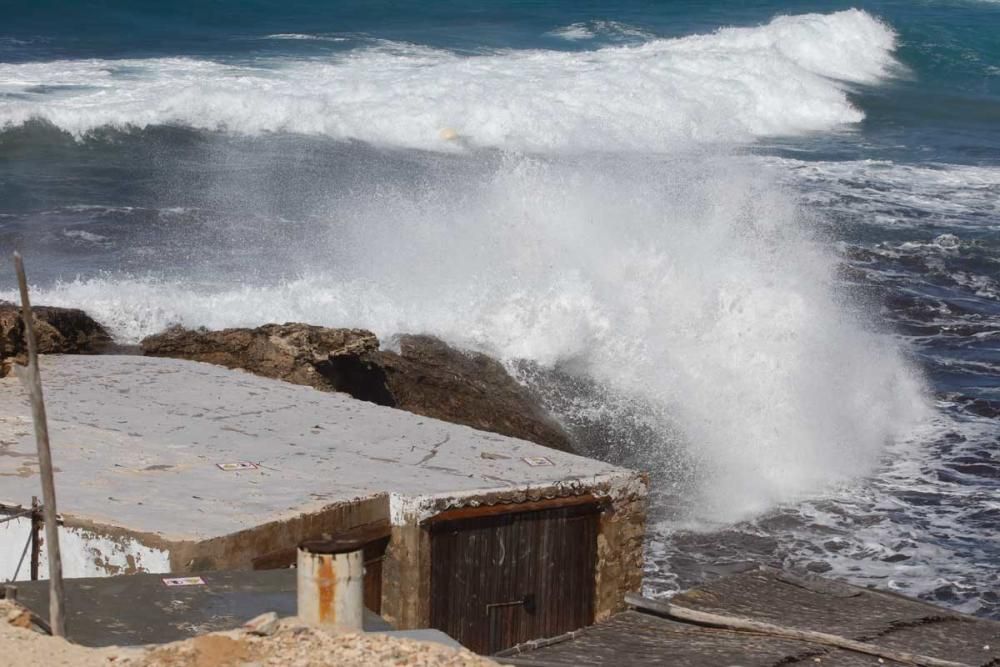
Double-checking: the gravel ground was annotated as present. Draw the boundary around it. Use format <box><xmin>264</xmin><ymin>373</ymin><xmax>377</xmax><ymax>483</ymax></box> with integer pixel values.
<box><xmin>0</xmin><ymin>601</ymin><xmax>498</xmax><ymax>667</ymax></box>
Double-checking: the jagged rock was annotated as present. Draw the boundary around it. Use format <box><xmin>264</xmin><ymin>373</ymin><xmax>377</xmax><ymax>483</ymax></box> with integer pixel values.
<box><xmin>366</xmin><ymin>335</ymin><xmax>573</xmax><ymax>453</ymax></box>
<box><xmin>140</xmin><ymin>324</ymin><xmax>379</xmax><ymax>391</ymax></box>
<box><xmin>0</xmin><ymin>302</ymin><xmax>111</xmax><ymax>377</ymax></box>
<box><xmin>140</xmin><ymin>324</ymin><xmax>573</xmax><ymax>452</ymax></box>
<box><xmin>4</xmin><ymin>607</ymin><xmax>31</xmax><ymax>630</ymax></box>
<box><xmin>243</xmin><ymin>611</ymin><xmax>280</xmax><ymax>636</ymax></box>
<box><xmin>964</xmin><ymin>398</ymin><xmax>999</xmax><ymax>420</ymax></box>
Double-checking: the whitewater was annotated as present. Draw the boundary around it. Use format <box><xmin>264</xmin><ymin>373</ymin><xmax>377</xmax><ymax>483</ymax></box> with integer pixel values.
<box><xmin>0</xmin><ymin>10</ymin><xmax>896</xmax><ymax>149</ymax></box>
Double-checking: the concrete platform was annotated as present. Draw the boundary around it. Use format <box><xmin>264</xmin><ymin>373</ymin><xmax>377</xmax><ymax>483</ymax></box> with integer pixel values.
<box><xmin>0</xmin><ymin>355</ymin><xmax>642</xmax><ymax>582</ymax></box>
<box><xmin>9</xmin><ymin>569</ymin><xmax>392</xmax><ymax>647</ymax></box>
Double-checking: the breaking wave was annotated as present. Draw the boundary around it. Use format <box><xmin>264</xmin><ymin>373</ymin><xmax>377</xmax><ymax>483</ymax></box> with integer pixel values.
<box><xmin>0</xmin><ymin>10</ymin><xmax>897</xmax><ymax>151</ymax></box>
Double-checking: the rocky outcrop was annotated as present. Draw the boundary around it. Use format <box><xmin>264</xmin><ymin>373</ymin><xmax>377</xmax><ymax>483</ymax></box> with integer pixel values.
<box><xmin>141</xmin><ymin>324</ymin><xmax>573</xmax><ymax>452</ymax></box>
<box><xmin>0</xmin><ymin>302</ymin><xmax>111</xmax><ymax>377</ymax></box>
<box><xmin>140</xmin><ymin>324</ymin><xmax>379</xmax><ymax>391</ymax></box>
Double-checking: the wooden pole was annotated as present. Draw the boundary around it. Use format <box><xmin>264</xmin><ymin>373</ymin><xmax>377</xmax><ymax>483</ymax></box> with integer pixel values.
<box><xmin>29</xmin><ymin>496</ymin><xmax>40</xmax><ymax>581</ymax></box>
<box><xmin>12</xmin><ymin>252</ymin><xmax>66</xmax><ymax>638</ymax></box>
<box><xmin>625</xmin><ymin>593</ymin><xmax>971</xmax><ymax>667</ymax></box>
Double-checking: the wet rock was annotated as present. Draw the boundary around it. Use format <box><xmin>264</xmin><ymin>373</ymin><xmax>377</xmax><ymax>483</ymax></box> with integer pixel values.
<box><xmin>823</xmin><ymin>540</ymin><xmax>847</xmax><ymax>552</ymax></box>
<box><xmin>964</xmin><ymin>398</ymin><xmax>1000</xmax><ymax>419</ymax></box>
<box><xmin>141</xmin><ymin>325</ymin><xmax>574</xmax><ymax>452</ymax></box>
<box><xmin>0</xmin><ymin>302</ymin><xmax>111</xmax><ymax>377</ymax></box>
<box><xmin>933</xmin><ymin>584</ymin><xmax>958</xmax><ymax>602</ymax></box>
<box><xmin>946</xmin><ymin>462</ymin><xmax>1000</xmax><ymax>479</ymax></box>
<box><xmin>363</xmin><ymin>334</ymin><xmax>573</xmax><ymax>452</ymax></box>
<box><xmin>882</xmin><ymin>553</ymin><xmax>910</xmax><ymax>563</ymax></box>
<box><xmin>804</xmin><ymin>561</ymin><xmax>833</xmax><ymax>574</ymax></box>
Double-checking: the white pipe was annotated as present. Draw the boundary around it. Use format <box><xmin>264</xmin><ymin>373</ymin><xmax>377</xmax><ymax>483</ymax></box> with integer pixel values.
<box><xmin>297</xmin><ymin>542</ymin><xmax>364</xmax><ymax>632</ymax></box>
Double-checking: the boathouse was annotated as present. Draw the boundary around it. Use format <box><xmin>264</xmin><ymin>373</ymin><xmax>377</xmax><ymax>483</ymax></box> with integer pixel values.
<box><xmin>0</xmin><ymin>355</ymin><xmax>646</xmax><ymax>653</ymax></box>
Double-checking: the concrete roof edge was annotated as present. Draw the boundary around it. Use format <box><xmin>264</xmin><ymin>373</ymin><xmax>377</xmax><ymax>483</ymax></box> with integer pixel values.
<box><xmin>389</xmin><ymin>469</ymin><xmax>647</xmax><ymax>525</ymax></box>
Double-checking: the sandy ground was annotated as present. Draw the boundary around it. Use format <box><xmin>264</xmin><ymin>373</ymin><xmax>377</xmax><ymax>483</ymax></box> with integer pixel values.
<box><xmin>0</xmin><ymin>601</ymin><xmax>133</xmax><ymax>666</ymax></box>
<box><xmin>0</xmin><ymin>601</ymin><xmax>498</xmax><ymax>667</ymax></box>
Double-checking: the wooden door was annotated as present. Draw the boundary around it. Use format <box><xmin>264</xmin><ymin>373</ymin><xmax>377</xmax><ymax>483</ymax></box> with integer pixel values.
<box><xmin>429</xmin><ymin>502</ymin><xmax>599</xmax><ymax>654</ymax></box>
<box><xmin>362</xmin><ymin>536</ymin><xmax>390</xmax><ymax>614</ymax></box>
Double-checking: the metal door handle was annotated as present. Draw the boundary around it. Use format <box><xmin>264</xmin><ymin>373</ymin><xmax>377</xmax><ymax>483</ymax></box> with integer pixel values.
<box><xmin>486</xmin><ymin>593</ymin><xmax>535</xmax><ymax>613</ymax></box>
<box><xmin>486</xmin><ymin>600</ymin><xmax>523</xmax><ymax>610</ymax></box>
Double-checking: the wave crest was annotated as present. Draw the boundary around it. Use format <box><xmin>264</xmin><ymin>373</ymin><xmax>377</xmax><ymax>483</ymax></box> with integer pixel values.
<box><xmin>546</xmin><ymin>21</ymin><xmax>655</xmax><ymax>42</ymax></box>
<box><xmin>0</xmin><ymin>9</ymin><xmax>897</xmax><ymax>151</ymax></box>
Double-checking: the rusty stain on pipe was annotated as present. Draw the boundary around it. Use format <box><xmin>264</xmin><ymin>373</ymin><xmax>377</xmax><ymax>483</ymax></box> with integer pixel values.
<box><xmin>297</xmin><ymin>541</ymin><xmax>364</xmax><ymax>632</ymax></box>
<box><xmin>318</xmin><ymin>556</ymin><xmax>335</xmax><ymax>624</ymax></box>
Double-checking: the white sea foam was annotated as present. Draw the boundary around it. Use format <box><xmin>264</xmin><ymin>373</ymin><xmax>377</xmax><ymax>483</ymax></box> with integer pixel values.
<box><xmin>546</xmin><ymin>21</ymin><xmax>655</xmax><ymax>41</ymax></box>
<box><xmin>61</xmin><ymin>229</ymin><xmax>110</xmax><ymax>243</ymax></box>
<box><xmin>546</xmin><ymin>24</ymin><xmax>596</xmax><ymax>40</ymax></box>
<box><xmin>646</xmin><ymin>415</ymin><xmax>1000</xmax><ymax>614</ymax></box>
<box><xmin>4</xmin><ymin>152</ymin><xmax>930</xmax><ymax>523</ymax></box>
<box><xmin>262</xmin><ymin>33</ymin><xmax>348</xmax><ymax>42</ymax></box>
<box><xmin>0</xmin><ymin>10</ymin><xmax>897</xmax><ymax>151</ymax></box>
<box><xmin>50</xmin><ymin>204</ymin><xmax>136</xmax><ymax>215</ymax></box>
<box><xmin>771</xmin><ymin>158</ymin><xmax>1000</xmax><ymax>224</ymax></box>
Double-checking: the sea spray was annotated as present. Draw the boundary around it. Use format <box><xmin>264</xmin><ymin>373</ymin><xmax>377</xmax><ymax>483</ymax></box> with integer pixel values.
<box><xmin>4</xmin><ymin>150</ymin><xmax>931</xmax><ymax>523</ymax></box>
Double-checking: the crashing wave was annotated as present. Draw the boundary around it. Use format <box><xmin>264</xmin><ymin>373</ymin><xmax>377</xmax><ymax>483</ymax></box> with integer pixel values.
<box><xmin>0</xmin><ymin>10</ymin><xmax>897</xmax><ymax>151</ymax></box>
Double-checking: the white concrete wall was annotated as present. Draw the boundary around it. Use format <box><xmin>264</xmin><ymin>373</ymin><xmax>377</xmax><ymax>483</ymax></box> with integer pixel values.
<box><xmin>1</xmin><ymin>515</ymin><xmax>34</xmax><ymax>581</ymax></box>
<box><xmin>1</xmin><ymin>515</ymin><xmax>170</xmax><ymax>581</ymax></box>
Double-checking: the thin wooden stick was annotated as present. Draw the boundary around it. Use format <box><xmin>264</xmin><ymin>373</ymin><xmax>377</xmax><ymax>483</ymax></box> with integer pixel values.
<box><xmin>12</xmin><ymin>252</ymin><xmax>66</xmax><ymax>638</ymax></box>
<box><xmin>625</xmin><ymin>593</ymin><xmax>970</xmax><ymax>667</ymax></box>
<box><xmin>30</xmin><ymin>496</ymin><xmax>40</xmax><ymax>581</ymax></box>
<box><xmin>493</xmin><ymin>658</ymin><xmax>564</xmax><ymax>667</ymax></box>
<box><xmin>9</xmin><ymin>531</ymin><xmax>32</xmax><ymax>582</ymax></box>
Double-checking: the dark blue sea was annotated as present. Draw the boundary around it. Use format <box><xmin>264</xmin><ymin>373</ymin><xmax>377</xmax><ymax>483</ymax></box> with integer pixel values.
<box><xmin>2</xmin><ymin>1</ymin><xmax>999</xmax><ymax>618</ymax></box>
